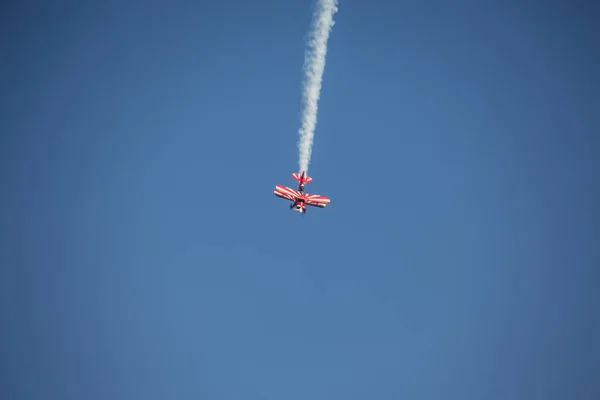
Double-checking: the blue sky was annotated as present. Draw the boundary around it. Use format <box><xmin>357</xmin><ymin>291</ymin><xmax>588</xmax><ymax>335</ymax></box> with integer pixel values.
<box><xmin>1</xmin><ymin>1</ymin><xmax>599</xmax><ymax>399</ymax></box>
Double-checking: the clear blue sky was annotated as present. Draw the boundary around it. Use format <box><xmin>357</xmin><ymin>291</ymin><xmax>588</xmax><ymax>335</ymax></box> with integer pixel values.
<box><xmin>1</xmin><ymin>1</ymin><xmax>599</xmax><ymax>399</ymax></box>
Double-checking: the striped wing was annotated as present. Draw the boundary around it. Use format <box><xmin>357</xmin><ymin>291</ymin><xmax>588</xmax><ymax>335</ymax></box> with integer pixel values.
<box><xmin>304</xmin><ymin>193</ymin><xmax>331</xmax><ymax>208</ymax></box>
<box><xmin>274</xmin><ymin>185</ymin><xmax>300</xmax><ymax>201</ymax></box>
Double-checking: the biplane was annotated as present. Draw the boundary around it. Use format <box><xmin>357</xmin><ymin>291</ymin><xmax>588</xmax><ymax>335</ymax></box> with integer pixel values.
<box><xmin>274</xmin><ymin>171</ymin><xmax>330</xmax><ymax>215</ymax></box>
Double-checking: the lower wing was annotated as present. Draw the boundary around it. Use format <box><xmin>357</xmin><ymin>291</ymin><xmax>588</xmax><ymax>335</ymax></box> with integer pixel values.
<box><xmin>304</xmin><ymin>193</ymin><xmax>331</xmax><ymax>208</ymax></box>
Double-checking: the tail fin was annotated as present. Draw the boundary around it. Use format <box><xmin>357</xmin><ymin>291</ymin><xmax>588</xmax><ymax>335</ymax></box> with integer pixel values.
<box><xmin>292</xmin><ymin>172</ymin><xmax>313</xmax><ymax>184</ymax></box>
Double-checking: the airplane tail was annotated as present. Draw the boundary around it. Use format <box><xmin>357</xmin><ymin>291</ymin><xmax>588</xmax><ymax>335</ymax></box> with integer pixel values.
<box><xmin>292</xmin><ymin>172</ymin><xmax>313</xmax><ymax>184</ymax></box>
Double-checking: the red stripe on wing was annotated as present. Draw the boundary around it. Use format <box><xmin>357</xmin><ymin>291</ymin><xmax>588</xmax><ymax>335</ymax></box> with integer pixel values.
<box><xmin>304</xmin><ymin>193</ymin><xmax>330</xmax><ymax>207</ymax></box>
<box><xmin>274</xmin><ymin>185</ymin><xmax>300</xmax><ymax>201</ymax></box>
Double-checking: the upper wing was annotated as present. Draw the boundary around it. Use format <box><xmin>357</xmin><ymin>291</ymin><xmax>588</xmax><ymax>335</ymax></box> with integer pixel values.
<box><xmin>304</xmin><ymin>193</ymin><xmax>331</xmax><ymax>208</ymax></box>
<box><xmin>274</xmin><ymin>185</ymin><xmax>300</xmax><ymax>201</ymax></box>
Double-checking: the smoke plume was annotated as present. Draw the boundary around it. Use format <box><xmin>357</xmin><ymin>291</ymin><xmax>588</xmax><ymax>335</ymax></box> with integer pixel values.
<box><xmin>297</xmin><ymin>0</ymin><xmax>338</xmax><ymax>174</ymax></box>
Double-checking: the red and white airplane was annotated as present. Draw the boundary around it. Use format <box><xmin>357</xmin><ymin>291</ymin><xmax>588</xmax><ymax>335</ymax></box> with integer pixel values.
<box><xmin>274</xmin><ymin>171</ymin><xmax>331</xmax><ymax>214</ymax></box>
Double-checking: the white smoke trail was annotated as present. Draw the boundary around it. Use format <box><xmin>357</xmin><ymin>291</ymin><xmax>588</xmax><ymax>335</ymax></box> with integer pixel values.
<box><xmin>298</xmin><ymin>0</ymin><xmax>338</xmax><ymax>174</ymax></box>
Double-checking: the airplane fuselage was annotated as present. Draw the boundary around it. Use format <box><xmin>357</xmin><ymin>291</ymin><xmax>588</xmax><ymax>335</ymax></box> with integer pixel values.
<box><xmin>290</xmin><ymin>196</ymin><xmax>306</xmax><ymax>213</ymax></box>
